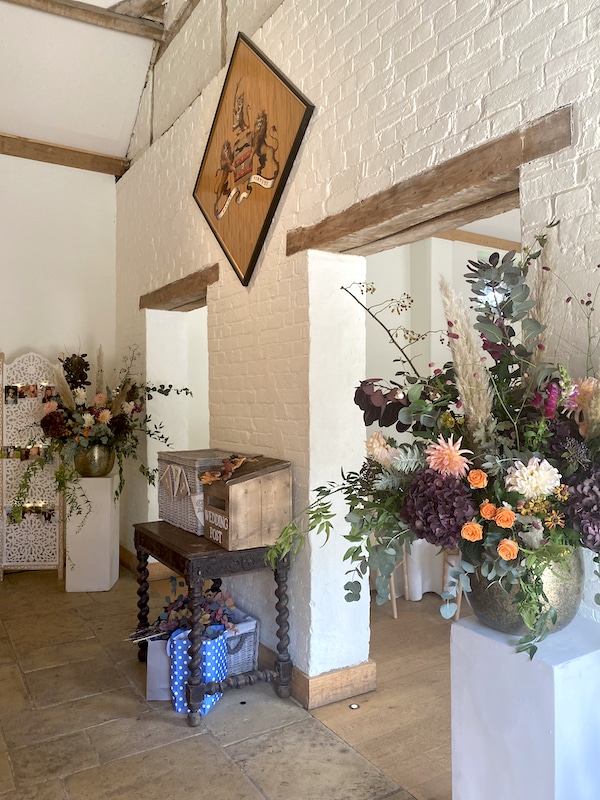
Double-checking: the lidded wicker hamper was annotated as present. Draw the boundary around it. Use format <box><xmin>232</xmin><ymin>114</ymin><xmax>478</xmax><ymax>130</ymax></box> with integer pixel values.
<box><xmin>157</xmin><ymin>449</ymin><xmax>230</xmax><ymax>534</ymax></box>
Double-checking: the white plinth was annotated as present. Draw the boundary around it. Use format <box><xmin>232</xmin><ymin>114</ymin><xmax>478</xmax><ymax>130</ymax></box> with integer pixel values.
<box><xmin>451</xmin><ymin>615</ymin><xmax>600</xmax><ymax>800</ymax></box>
<box><xmin>65</xmin><ymin>475</ymin><xmax>120</xmax><ymax>592</ymax></box>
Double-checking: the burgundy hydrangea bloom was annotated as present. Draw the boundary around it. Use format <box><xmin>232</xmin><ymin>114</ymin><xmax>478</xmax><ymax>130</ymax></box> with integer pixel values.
<box><xmin>109</xmin><ymin>413</ymin><xmax>130</xmax><ymax>439</ymax></box>
<box><xmin>401</xmin><ymin>468</ymin><xmax>478</xmax><ymax>549</ymax></box>
<box><xmin>40</xmin><ymin>410</ymin><xmax>68</xmax><ymax>439</ymax></box>
<box><xmin>565</xmin><ymin>468</ymin><xmax>600</xmax><ymax>553</ymax></box>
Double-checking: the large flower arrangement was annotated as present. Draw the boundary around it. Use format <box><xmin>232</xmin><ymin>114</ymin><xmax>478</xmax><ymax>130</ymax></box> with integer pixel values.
<box><xmin>268</xmin><ymin>224</ymin><xmax>600</xmax><ymax>657</ymax></box>
<box><xmin>12</xmin><ymin>347</ymin><xmax>190</xmax><ymax>523</ymax></box>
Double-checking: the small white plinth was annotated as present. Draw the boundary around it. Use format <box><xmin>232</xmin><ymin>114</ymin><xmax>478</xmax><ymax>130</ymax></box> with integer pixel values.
<box><xmin>65</xmin><ymin>474</ymin><xmax>120</xmax><ymax>592</ymax></box>
<box><xmin>451</xmin><ymin>615</ymin><xmax>600</xmax><ymax>800</ymax></box>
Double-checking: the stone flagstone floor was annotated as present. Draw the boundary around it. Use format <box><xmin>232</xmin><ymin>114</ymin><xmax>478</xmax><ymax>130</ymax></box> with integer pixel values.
<box><xmin>0</xmin><ymin>567</ymin><xmax>415</xmax><ymax>800</ymax></box>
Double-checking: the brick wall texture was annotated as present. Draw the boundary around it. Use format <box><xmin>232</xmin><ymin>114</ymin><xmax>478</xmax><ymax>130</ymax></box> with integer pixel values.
<box><xmin>117</xmin><ymin>0</ymin><xmax>600</xmax><ymax>675</ymax></box>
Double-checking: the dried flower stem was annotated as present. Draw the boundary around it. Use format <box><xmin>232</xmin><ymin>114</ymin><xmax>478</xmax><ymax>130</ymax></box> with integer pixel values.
<box><xmin>341</xmin><ymin>285</ymin><xmax>422</xmax><ymax>378</ymax></box>
<box><xmin>529</xmin><ymin>228</ymin><xmax>557</xmax><ymax>362</ymax></box>
<box><xmin>95</xmin><ymin>345</ymin><xmax>104</xmax><ymax>395</ymax></box>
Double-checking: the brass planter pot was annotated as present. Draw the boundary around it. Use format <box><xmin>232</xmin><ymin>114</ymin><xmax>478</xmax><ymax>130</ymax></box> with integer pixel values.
<box><xmin>73</xmin><ymin>444</ymin><xmax>116</xmax><ymax>478</ymax></box>
<box><xmin>466</xmin><ymin>548</ymin><xmax>584</xmax><ymax>636</ymax></box>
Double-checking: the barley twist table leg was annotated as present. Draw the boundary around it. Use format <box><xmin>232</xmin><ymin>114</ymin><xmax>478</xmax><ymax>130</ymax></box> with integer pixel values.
<box><xmin>185</xmin><ymin>583</ymin><xmax>204</xmax><ymax>727</ymax></box>
<box><xmin>274</xmin><ymin>554</ymin><xmax>292</xmax><ymax>697</ymax></box>
<box><xmin>136</xmin><ymin>548</ymin><xmax>150</xmax><ymax>663</ymax></box>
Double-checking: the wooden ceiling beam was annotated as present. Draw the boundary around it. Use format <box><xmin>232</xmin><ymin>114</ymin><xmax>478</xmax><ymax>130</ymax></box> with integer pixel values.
<box><xmin>0</xmin><ymin>131</ymin><xmax>129</xmax><ymax>176</ymax></box>
<box><xmin>2</xmin><ymin>0</ymin><xmax>164</xmax><ymax>40</ymax></box>
<box><xmin>139</xmin><ymin>265</ymin><xmax>220</xmax><ymax>311</ymax></box>
<box><xmin>286</xmin><ymin>106</ymin><xmax>572</xmax><ymax>257</ymax></box>
<box><xmin>434</xmin><ymin>227</ymin><xmax>521</xmax><ymax>253</ymax></box>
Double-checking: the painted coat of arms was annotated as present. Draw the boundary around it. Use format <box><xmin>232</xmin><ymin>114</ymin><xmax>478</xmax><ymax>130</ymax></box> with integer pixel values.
<box><xmin>214</xmin><ymin>80</ymin><xmax>280</xmax><ymax>220</ymax></box>
<box><xmin>193</xmin><ymin>33</ymin><xmax>314</xmax><ymax>286</ymax></box>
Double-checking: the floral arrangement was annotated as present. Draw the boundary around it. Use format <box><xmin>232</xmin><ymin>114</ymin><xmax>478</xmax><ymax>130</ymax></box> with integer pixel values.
<box><xmin>11</xmin><ymin>346</ymin><xmax>191</xmax><ymax>523</ymax></box>
<box><xmin>268</xmin><ymin>223</ymin><xmax>600</xmax><ymax>657</ymax></box>
<box><xmin>129</xmin><ymin>578</ymin><xmax>238</xmax><ymax>643</ymax></box>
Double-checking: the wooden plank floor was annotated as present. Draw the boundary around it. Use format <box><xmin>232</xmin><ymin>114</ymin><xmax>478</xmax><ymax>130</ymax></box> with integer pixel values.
<box><xmin>312</xmin><ymin>593</ymin><xmax>473</xmax><ymax>800</ymax></box>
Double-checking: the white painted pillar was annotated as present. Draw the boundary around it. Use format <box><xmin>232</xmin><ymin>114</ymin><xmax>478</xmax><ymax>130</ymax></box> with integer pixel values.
<box><xmin>306</xmin><ymin>249</ymin><xmax>370</xmax><ymax>675</ymax></box>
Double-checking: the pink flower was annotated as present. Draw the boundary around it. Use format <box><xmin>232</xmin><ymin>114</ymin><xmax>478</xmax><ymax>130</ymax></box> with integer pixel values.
<box><xmin>98</xmin><ymin>408</ymin><xmax>112</xmax><ymax>424</ymax></box>
<box><xmin>42</xmin><ymin>401</ymin><xmax>58</xmax><ymax>414</ymax></box>
<box><xmin>544</xmin><ymin>382</ymin><xmax>559</xmax><ymax>419</ymax></box>
<box><xmin>425</xmin><ymin>434</ymin><xmax>472</xmax><ymax>477</ymax></box>
<box><xmin>563</xmin><ymin>385</ymin><xmax>580</xmax><ymax>411</ymax></box>
<box><xmin>94</xmin><ymin>392</ymin><xmax>107</xmax><ymax>406</ymax></box>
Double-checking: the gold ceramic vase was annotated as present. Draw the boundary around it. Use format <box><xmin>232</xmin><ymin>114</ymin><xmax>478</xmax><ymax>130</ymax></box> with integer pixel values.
<box><xmin>466</xmin><ymin>548</ymin><xmax>584</xmax><ymax>635</ymax></box>
<box><xmin>73</xmin><ymin>444</ymin><xmax>116</xmax><ymax>478</ymax></box>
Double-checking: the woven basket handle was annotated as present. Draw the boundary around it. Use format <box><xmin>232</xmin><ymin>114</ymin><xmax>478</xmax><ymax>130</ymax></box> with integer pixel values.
<box><xmin>226</xmin><ymin>632</ymin><xmax>250</xmax><ymax>654</ymax></box>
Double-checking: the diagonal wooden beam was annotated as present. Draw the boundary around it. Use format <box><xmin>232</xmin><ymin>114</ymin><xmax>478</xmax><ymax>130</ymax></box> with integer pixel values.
<box><xmin>154</xmin><ymin>0</ymin><xmax>201</xmax><ymax>60</ymax></box>
<box><xmin>2</xmin><ymin>0</ymin><xmax>164</xmax><ymax>40</ymax></box>
<box><xmin>0</xmin><ymin>132</ymin><xmax>130</xmax><ymax>176</ymax></box>
<box><xmin>109</xmin><ymin>0</ymin><xmax>164</xmax><ymax>21</ymax></box>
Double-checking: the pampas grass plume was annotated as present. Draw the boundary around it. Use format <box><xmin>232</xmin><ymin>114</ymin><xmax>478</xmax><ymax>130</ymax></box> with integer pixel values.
<box><xmin>439</xmin><ymin>278</ymin><xmax>493</xmax><ymax>438</ymax></box>
<box><xmin>53</xmin><ymin>364</ymin><xmax>75</xmax><ymax>411</ymax></box>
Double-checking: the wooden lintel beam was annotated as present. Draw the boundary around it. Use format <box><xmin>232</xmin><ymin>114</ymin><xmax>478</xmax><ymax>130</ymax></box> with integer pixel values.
<box><xmin>2</xmin><ymin>0</ymin><xmax>164</xmax><ymax>40</ymax></box>
<box><xmin>0</xmin><ymin>132</ymin><xmax>130</xmax><ymax>176</ymax></box>
<box><xmin>344</xmin><ymin>191</ymin><xmax>521</xmax><ymax>256</ymax></box>
<box><xmin>139</xmin><ymin>265</ymin><xmax>220</xmax><ymax>311</ymax></box>
<box><xmin>287</xmin><ymin>106</ymin><xmax>572</xmax><ymax>257</ymax></box>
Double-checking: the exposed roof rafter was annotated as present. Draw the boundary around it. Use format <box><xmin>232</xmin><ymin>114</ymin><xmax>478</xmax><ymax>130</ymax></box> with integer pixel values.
<box><xmin>0</xmin><ymin>132</ymin><xmax>130</xmax><ymax>176</ymax></box>
<box><xmin>1</xmin><ymin>0</ymin><xmax>165</xmax><ymax>40</ymax></box>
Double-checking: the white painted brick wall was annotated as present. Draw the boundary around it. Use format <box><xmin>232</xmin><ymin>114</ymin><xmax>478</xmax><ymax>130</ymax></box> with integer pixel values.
<box><xmin>118</xmin><ymin>0</ymin><xmax>600</xmax><ymax>673</ymax></box>
<box><xmin>153</xmin><ymin>0</ymin><xmax>223</xmax><ymax>141</ymax></box>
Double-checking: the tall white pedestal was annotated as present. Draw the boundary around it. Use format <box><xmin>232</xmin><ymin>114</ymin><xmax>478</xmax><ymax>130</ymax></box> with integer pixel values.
<box><xmin>65</xmin><ymin>475</ymin><xmax>120</xmax><ymax>592</ymax></box>
<box><xmin>451</xmin><ymin>616</ymin><xmax>600</xmax><ymax>800</ymax></box>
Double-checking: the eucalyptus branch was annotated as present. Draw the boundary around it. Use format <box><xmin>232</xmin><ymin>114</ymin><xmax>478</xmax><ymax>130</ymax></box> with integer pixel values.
<box><xmin>265</xmin><ymin>488</ymin><xmax>341</xmax><ymax>569</ymax></box>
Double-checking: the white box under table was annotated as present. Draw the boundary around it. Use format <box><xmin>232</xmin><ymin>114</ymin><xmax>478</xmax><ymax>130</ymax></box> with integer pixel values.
<box><xmin>451</xmin><ymin>615</ymin><xmax>600</xmax><ymax>800</ymax></box>
<box><xmin>65</xmin><ymin>474</ymin><xmax>119</xmax><ymax>592</ymax></box>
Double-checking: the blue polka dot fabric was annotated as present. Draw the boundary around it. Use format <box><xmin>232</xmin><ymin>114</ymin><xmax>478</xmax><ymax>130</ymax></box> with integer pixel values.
<box><xmin>166</xmin><ymin>625</ymin><xmax>228</xmax><ymax>715</ymax></box>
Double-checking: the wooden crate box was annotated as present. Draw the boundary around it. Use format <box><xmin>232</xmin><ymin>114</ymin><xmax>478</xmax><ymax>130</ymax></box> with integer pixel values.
<box><xmin>203</xmin><ymin>456</ymin><xmax>291</xmax><ymax>550</ymax></box>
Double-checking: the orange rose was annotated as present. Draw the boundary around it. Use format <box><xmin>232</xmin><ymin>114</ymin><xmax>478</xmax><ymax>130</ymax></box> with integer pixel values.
<box><xmin>494</xmin><ymin>507</ymin><xmax>516</xmax><ymax>529</ymax></box>
<box><xmin>480</xmin><ymin>500</ymin><xmax>497</xmax><ymax>520</ymax></box>
<box><xmin>461</xmin><ymin>521</ymin><xmax>483</xmax><ymax>542</ymax></box>
<box><xmin>467</xmin><ymin>469</ymin><xmax>488</xmax><ymax>489</ymax></box>
<box><xmin>497</xmin><ymin>538</ymin><xmax>519</xmax><ymax>561</ymax></box>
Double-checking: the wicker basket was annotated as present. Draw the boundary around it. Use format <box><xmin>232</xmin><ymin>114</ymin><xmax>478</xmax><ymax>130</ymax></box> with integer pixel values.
<box><xmin>226</xmin><ymin>606</ymin><xmax>259</xmax><ymax>675</ymax></box>
<box><xmin>157</xmin><ymin>449</ymin><xmax>230</xmax><ymax>535</ymax></box>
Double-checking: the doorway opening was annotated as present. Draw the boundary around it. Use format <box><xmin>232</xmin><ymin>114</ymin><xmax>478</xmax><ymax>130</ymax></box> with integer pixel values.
<box><xmin>145</xmin><ymin>306</ymin><xmax>209</xmax><ymax>519</ymax></box>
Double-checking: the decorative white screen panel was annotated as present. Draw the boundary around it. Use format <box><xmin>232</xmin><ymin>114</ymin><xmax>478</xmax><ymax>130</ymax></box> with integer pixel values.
<box><xmin>1</xmin><ymin>352</ymin><xmax>63</xmax><ymax>579</ymax></box>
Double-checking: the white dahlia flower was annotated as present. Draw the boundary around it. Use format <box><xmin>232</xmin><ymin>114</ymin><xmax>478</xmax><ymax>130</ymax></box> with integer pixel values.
<box><xmin>505</xmin><ymin>457</ymin><xmax>561</xmax><ymax>500</ymax></box>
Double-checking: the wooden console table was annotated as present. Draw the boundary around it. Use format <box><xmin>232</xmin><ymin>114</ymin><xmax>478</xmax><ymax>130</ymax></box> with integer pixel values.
<box><xmin>134</xmin><ymin>520</ymin><xmax>292</xmax><ymax>727</ymax></box>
